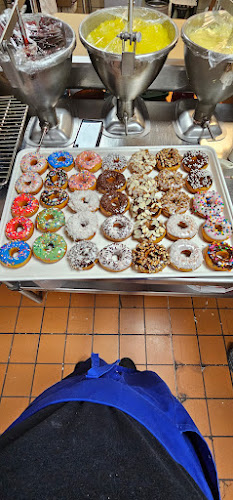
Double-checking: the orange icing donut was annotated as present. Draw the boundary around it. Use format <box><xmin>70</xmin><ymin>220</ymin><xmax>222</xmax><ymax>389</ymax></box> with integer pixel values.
<box><xmin>75</xmin><ymin>151</ymin><xmax>102</xmax><ymax>173</ymax></box>
<box><xmin>68</xmin><ymin>170</ymin><xmax>96</xmax><ymax>191</ymax></box>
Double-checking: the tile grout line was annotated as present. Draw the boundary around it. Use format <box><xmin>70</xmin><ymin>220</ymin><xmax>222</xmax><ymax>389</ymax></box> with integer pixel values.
<box><xmin>167</xmin><ymin>297</ymin><xmax>179</xmax><ymax>399</ymax></box>
<box><xmin>118</xmin><ymin>295</ymin><xmax>120</xmax><ymax>360</ymax></box>
<box><xmin>91</xmin><ymin>295</ymin><xmax>96</xmax><ymax>355</ymax></box>
<box><xmin>61</xmin><ymin>293</ymin><xmax>72</xmax><ymax>379</ymax></box>
<box><xmin>143</xmin><ymin>296</ymin><xmax>147</xmax><ymax>369</ymax></box>
<box><xmin>216</xmin><ymin>300</ymin><xmax>233</xmax><ymax>388</ymax></box>
<box><xmin>0</xmin><ymin>297</ymin><xmax>22</xmax><ymax>401</ymax></box>
<box><xmin>28</xmin><ymin>301</ymin><xmax>46</xmax><ymax>403</ymax></box>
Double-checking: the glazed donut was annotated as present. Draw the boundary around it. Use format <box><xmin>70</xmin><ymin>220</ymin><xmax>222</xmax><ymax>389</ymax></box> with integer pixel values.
<box><xmin>65</xmin><ymin>212</ymin><xmax>98</xmax><ymax>241</ymax></box>
<box><xmin>128</xmin><ymin>149</ymin><xmax>156</xmax><ymax>175</ymax></box>
<box><xmin>48</xmin><ymin>151</ymin><xmax>74</xmax><ymax>172</ymax></box>
<box><xmin>192</xmin><ymin>191</ymin><xmax>224</xmax><ymax>218</ymax></box>
<box><xmin>101</xmin><ymin>215</ymin><xmax>134</xmax><ymax>242</ymax></box>
<box><xmin>40</xmin><ymin>188</ymin><xmax>69</xmax><ymax>209</ymax></box>
<box><xmin>155</xmin><ymin>148</ymin><xmax>182</xmax><ymax>171</ymax></box>
<box><xmin>133</xmin><ymin>218</ymin><xmax>166</xmax><ymax>244</ymax></box>
<box><xmin>33</xmin><ymin>233</ymin><xmax>67</xmax><ymax>263</ymax></box>
<box><xmin>130</xmin><ymin>193</ymin><xmax>162</xmax><ymax>220</ymax></box>
<box><xmin>132</xmin><ymin>241</ymin><xmax>170</xmax><ymax>273</ymax></box>
<box><xmin>68</xmin><ymin>171</ymin><xmax>96</xmax><ymax>191</ymax></box>
<box><xmin>11</xmin><ymin>193</ymin><xmax>39</xmax><ymax>218</ymax></box>
<box><xmin>202</xmin><ymin>216</ymin><xmax>233</xmax><ymax>242</ymax></box>
<box><xmin>161</xmin><ymin>189</ymin><xmax>190</xmax><ymax>217</ymax></box>
<box><xmin>5</xmin><ymin>216</ymin><xmax>34</xmax><ymax>241</ymax></box>
<box><xmin>166</xmin><ymin>214</ymin><xmax>198</xmax><ymax>241</ymax></box>
<box><xmin>96</xmin><ymin>170</ymin><xmax>126</xmax><ymax>194</ymax></box>
<box><xmin>98</xmin><ymin>242</ymin><xmax>132</xmax><ymax>272</ymax></box>
<box><xmin>0</xmin><ymin>240</ymin><xmax>31</xmax><ymax>268</ymax></box>
<box><xmin>44</xmin><ymin>169</ymin><xmax>68</xmax><ymax>190</ymax></box>
<box><xmin>102</xmin><ymin>153</ymin><xmax>127</xmax><ymax>173</ymax></box>
<box><xmin>157</xmin><ymin>170</ymin><xmax>184</xmax><ymax>192</ymax></box>
<box><xmin>100</xmin><ymin>191</ymin><xmax>129</xmax><ymax>217</ymax></box>
<box><xmin>75</xmin><ymin>151</ymin><xmax>102</xmax><ymax>173</ymax></box>
<box><xmin>68</xmin><ymin>190</ymin><xmax>99</xmax><ymax>212</ymax></box>
<box><xmin>185</xmin><ymin>170</ymin><xmax>213</xmax><ymax>193</ymax></box>
<box><xmin>182</xmin><ymin>150</ymin><xmax>209</xmax><ymax>172</ymax></box>
<box><xmin>169</xmin><ymin>239</ymin><xmax>203</xmax><ymax>272</ymax></box>
<box><xmin>67</xmin><ymin>240</ymin><xmax>98</xmax><ymax>271</ymax></box>
<box><xmin>127</xmin><ymin>174</ymin><xmax>157</xmax><ymax>198</ymax></box>
<box><xmin>15</xmin><ymin>172</ymin><xmax>43</xmax><ymax>195</ymax></box>
<box><xmin>20</xmin><ymin>152</ymin><xmax>48</xmax><ymax>174</ymax></box>
<box><xmin>204</xmin><ymin>242</ymin><xmax>233</xmax><ymax>271</ymax></box>
<box><xmin>36</xmin><ymin>208</ymin><xmax>65</xmax><ymax>233</ymax></box>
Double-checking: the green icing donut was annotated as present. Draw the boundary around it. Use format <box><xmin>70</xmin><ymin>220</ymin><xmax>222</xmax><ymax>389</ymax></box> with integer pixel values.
<box><xmin>33</xmin><ymin>233</ymin><xmax>67</xmax><ymax>263</ymax></box>
<box><xmin>36</xmin><ymin>208</ymin><xmax>65</xmax><ymax>232</ymax></box>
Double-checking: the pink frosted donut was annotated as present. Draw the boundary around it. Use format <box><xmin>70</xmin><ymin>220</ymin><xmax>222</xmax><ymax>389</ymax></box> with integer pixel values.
<box><xmin>75</xmin><ymin>151</ymin><xmax>102</xmax><ymax>173</ymax></box>
<box><xmin>20</xmin><ymin>152</ymin><xmax>48</xmax><ymax>174</ymax></box>
<box><xmin>68</xmin><ymin>170</ymin><xmax>96</xmax><ymax>191</ymax></box>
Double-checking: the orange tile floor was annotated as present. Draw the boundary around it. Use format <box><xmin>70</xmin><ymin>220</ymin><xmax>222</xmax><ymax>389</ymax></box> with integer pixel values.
<box><xmin>0</xmin><ymin>283</ymin><xmax>233</xmax><ymax>498</ymax></box>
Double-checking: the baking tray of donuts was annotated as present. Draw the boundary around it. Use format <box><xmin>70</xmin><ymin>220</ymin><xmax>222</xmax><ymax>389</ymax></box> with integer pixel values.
<box><xmin>0</xmin><ymin>145</ymin><xmax>233</xmax><ymax>281</ymax></box>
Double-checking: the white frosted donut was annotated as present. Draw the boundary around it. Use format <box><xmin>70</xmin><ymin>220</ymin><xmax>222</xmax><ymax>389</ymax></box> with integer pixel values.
<box><xmin>192</xmin><ymin>191</ymin><xmax>224</xmax><ymax>218</ymax></box>
<box><xmin>166</xmin><ymin>214</ymin><xmax>198</xmax><ymax>240</ymax></box>
<box><xmin>157</xmin><ymin>170</ymin><xmax>184</xmax><ymax>191</ymax></box>
<box><xmin>169</xmin><ymin>239</ymin><xmax>203</xmax><ymax>271</ymax></box>
<box><xmin>67</xmin><ymin>241</ymin><xmax>98</xmax><ymax>270</ymax></box>
<box><xmin>65</xmin><ymin>211</ymin><xmax>98</xmax><ymax>241</ymax></box>
<box><xmin>20</xmin><ymin>152</ymin><xmax>48</xmax><ymax>174</ymax></box>
<box><xmin>202</xmin><ymin>215</ymin><xmax>233</xmax><ymax>242</ymax></box>
<box><xmin>68</xmin><ymin>190</ymin><xmax>99</xmax><ymax>212</ymax></box>
<box><xmin>98</xmin><ymin>243</ymin><xmax>132</xmax><ymax>272</ymax></box>
<box><xmin>102</xmin><ymin>215</ymin><xmax>133</xmax><ymax>241</ymax></box>
<box><xmin>15</xmin><ymin>172</ymin><xmax>43</xmax><ymax>194</ymax></box>
<box><xmin>102</xmin><ymin>153</ymin><xmax>127</xmax><ymax>173</ymax></box>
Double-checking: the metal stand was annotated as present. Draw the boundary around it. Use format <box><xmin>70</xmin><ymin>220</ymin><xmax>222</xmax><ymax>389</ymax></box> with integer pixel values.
<box><xmin>103</xmin><ymin>96</ymin><xmax>150</xmax><ymax>137</ymax></box>
<box><xmin>4</xmin><ymin>281</ymin><xmax>44</xmax><ymax>304</ymax></box>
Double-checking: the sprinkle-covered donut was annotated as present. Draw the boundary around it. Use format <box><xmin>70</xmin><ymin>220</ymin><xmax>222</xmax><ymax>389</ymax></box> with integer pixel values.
<box><xmin>166</xmin><ymin>214</ymin><xmax>198</xmax><ymax>241</ymax></box>
<box><xmin>68</xmin><ymin>171</ymin><xmax>96</xmax><ymax>191</ymax></box>
<box><xmin>204</xmin><ymin>242</ymin><xmax>233</xmax><ymax>271</ymax></box>
<box><xmin>96</xmin><ymin>170</ymin><xmax>126</xmax><ymax>194</ymax></box>
<box><xmin>36</xmin><ymin>208</ymin><xmax>65</xmax><ymax>233</ymax></box>
<box><xmin>48</xmin><ymin>151</ymin><xmax>74</xmax><ymax>172</ymax></box>
<box><xmin>102</xmin><ymin>215</ymin><xmax>133</xmax><ymax>242</ymax></box>
<box><xmin>127</xmin><ymin>174</ymin><xmax>157</xmax><ymax>198</ymax></box>
<box><xmin>65</xmin><ymin>211</ymin><xmax>98</xmax><ymax>241</ymax></box>
<box><xmin>20</xmin><ymin>152</ymin><xmax>48</xmax><ymax>174</ymax></box>
<box><xmin>128</xmin><ymin>149</ymin><xmax>156</xmax><ymax>175</ymax></box>
<box><xmin>192</xmin><ymin>191</ymin><xmax>224</xmax><ymax>218</ymax></box>
<box><xmin>15</xmin><ymin>172</ymin><xmax>43</xmax><ymax>195</ymax></box>
<box><xmin>0</xmin><ymin>240</ymin><xmax>31</xmax><ymax>268</ymax></box>
<box><xmin>161</xmin><ymin>189</ymin><xmax>190</xmax><ymax>217</ymax></box>
<box><xmin>157</xmin><ymin>170</ymin><xmax>184</xmax><ymax>192</ymax></box>
<box><xmin>44</xmin><ymin>169</ymin><xmax>68</xmax><ymax>190</ymax></box>
<box><xmin>132</xmin><ymin>241</ymin><xmax>170</xmax><ymax>273</ymax></box>
<box><xmin>169</xmin><ymin>239</ymin><xmax>203</xmax><ymax>272</ymax></box>
<box><xmin>67</xmin><ymin>241</ymin><xmax>98</xmax><ymax>271</ymax></box>
<box><xmin>40</xmin><ymin>188</ymin><xmax>69</xmax><ymax>209</ymax></box>
<box><xmin>182</xmin><ymin>150</ymin><xmax>209</xmax><ymax>172</ymax></box>
<box><xmin>11</xmin><ymin>193</ymin><xmax>39</xmax><ymax>218</ymax></box>
<box><xmin>155</xmin><ymin>148</ymin><xmax>182</xmax><ymax>172</ymax></box>
<box><xmin>185</xmin><ymin>170</ymin><xmax>213</xmax><ymax>193</ymax></box>
<box><xmin>102</xmin><ymin>153</ymin><xmax>127</xmax><ymax>173</ymax></box>
<box><xmin>100</xmin><ymin>191</ymin><xmax>129</xmax><ymax>217</ymax></box>
<box><xmin>75</xmin><ymin>151</ymin><xmax>102</xmax><ymax>173</ymax></box>
<box><xmin>98</xmin><ymin>243</ymin><xmax>132</xmax><ymax>272</ymax></box>
<box><xmin>5</xmin><ymin>216</ymin><xmax>34</xmax><ymax>241</ymax></box>
<box><xmin>68</xmin><ymin>190</ymin><xmax>99</xmax><ymax>212</ymax></box>
<box><xmin>130</xmin><ymin>194</ymin><xmax>162</xmax><ymax>220</ymax></box>
<box><xmin>33</xmin><ymin>233</ymin><xmax>67</xmax><ymax>263</ymax></box>
<box><xmin>133</xmin><ymin>218</ymin><xmax>166</xmax><ymax>243</ymax></box>
<box><xmin>202</xmin><ymin>216</ymin><xmax>233</xmax><ymax>242</ymax></box>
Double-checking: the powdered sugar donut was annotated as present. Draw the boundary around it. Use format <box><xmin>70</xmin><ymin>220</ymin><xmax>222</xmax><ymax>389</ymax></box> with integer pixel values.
<box><xmin>101</xmin><ymin>215</ymin><xmax>133</xmax><ymax>242</ymax></box>
<box><xmin>166</xmin><ymin>214</ymin><xmax>198</xmax><ymax>241</ymax></box>
<box><xmin>68</xmin><ymin>190</ymin><xmax>99</xmax><ymax>212</ymax></box>
<box><xmin>102</xmin><ymin>153</ymin><xmax>127</xmax><ymax>173</ymax></box>
<box><xmin>98</xmin><ymin>242</ymin><xmax>132</xmax><ymax>272</ymax></box>
<box><xmin>202</xmin><ymin>216</ymin><xmax>233</xmax><ymax>242</ymax></box>
<box><xmin>65</xmin><ymin>211</ymin><xmax>98</xmax><ymax>241</ymax></box>
<box><xmin>192</xmin><ymin>191</ymin><xmax>224</xmax><ymax>218</ymax></box>
<box><xmin>169</xmin><ymin>239</ymin><xmax>203</xmax><ymax>272</ymax></box>
<box><xmin>67</xmin><ymin>241</ymin><xmax>98</xmax><ymax>271</ymax></box>
<box><xmin>15</xmin><ymin>172</ymin><xmax>43</xmax><ymax>195</ymax></box>
<box><xmin>20</xmin><ymin>152</ymin><xmax>48</xmax><ymax>174</ymax></box>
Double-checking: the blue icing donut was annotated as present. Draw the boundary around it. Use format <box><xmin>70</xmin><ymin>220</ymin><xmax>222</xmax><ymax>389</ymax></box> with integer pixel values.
<box><xmin>48</xmin><ymin>151</ymin><xmax>74</xmax><ymax>171</ymax></box>
<box><xmin>0</xmin><ymin>240</ymin><xmax>31</xmax><ymax>268</ymax></box>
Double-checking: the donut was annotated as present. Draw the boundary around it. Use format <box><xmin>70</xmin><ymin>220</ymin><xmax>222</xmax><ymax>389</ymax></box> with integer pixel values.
<box><xmin>20</xmin><ymin>152</ymin><xmax>48</xmax><ymax>174</ymax></box>
<box><xmin>100</xmin><ymin>191</ymin><xmax>129</xmax><ymax>217</ymax></box>
<box><xmin>169</xmin><ymin>239</ymin><xmax>203</xmax><ymax>272</ymax></box>
<box><xmin>132</xmin><ymin>241</ymin><xmax>170</xmax><ymax>273</ymax></box>
<box><xmin>65</xmin><ymin>212</ymin><xmax>98</xmax><ymax>241</ymax></box>
<box><xmin>98</xmin><ymin>243</ymin><xmax>132</xmax><ymax>272</ymax></box>
<box><xmin>202</xmin><ymin>216</ymin><xmax>233</xmax><ymax>242</ymax></box>
<box><xmin>44</xmin><ymin>169</ymin><xmax>68</xmax><ymax>190</ymax></box>
<box><xmin>204</xmin><ymin>242</ymin><xmax>233</xmax><ymax>271</ymax></box>
<box><xmin>75</xmin><ymin>151</ymin><xmax>102</xmax><ymax>173</ymax></box>
<box><xmin>5</xmin><ymin>216</ymin><xmax>34</xmax><ymax>241</ymax></box>
<box><xmin>128</xmin><ymin>149</ymin><xmax>156</xmax><ymax>175</ymax></box>
<box><xmin>182</xmin><ymin>150</ymin><xmax>209</xmax><ymax>172</ymax></box>
<box><xmin>33</xmin><ymin>233</ymin><xmax>67</xmax><ymax>263</ymax></box>
<box><xmin>68</xmin><ymin>190</ymin><xmax>99</xmax><ymax>213</ymax></box>
<box><xmin>127</xmin><ymin>174</ymin><xmax>157</xmax><ymax>198</ymax></box>
<box><xmin>36</xmin><ymin>208</ymin><xmax>65</xmax><ymax>233</ymax></box>
<box><xmin>67</xmin><ymin>241</ymin><xmax>98</xmax><ymax>271</ymax></box>
<box><xmin>155</xmin><ymin>148</ymin><xmax>182</xmax><ymax>171</ymax></box>
<box><xmin>133</xmin><ymin>218</ymin><xmax>166</xmax><ymax>243</ymax></box>
<box><xmin>102</xmin><ymin>153</ymin><xmax>127</xmax><ymax>173</ymax></box>
<box><xmin>166</xmin><ymin>214</ymin><xmax>198</xmax><ymax>241</ymax></box>
<box><xmin>15</xmin><ymin>172</ymin><xmax>43</xmax><ymax>195</ymax></box>
<box><xmin>185</xmin><ymin>170</ymin><xmax>213</xmax><ymax>193</ymax></box>
<box><xmin>161</xmin><ymin>190</ymin><xmax>190</xmax><ymax>217</ymax></box>
<box><xmin>47</xmin><ymin>151</ymin><xmax>74</xmax><ymax>172</ymax></box>
<box><xmin>40</xmin><ymin>188</ymin><xmax>69</xmax><ymax>209</ymax></box>
<box><xmin>0</xmin><ymin>240</ymin><xmax>31</xmax><ymax>268</ymax></box>
<box><xmin>96</xmin><ymin>170</ymin><xmax>126</xmax><ymax>194</ymax></box>
<box><xmin>130</xmin><ymin>194</ymin><xmax>162</xmax><ymax>220</ymax></box>
<box><xmin>101</xmin><ymin>215</ymin><xmax>134</xmax><ymax>242</ymax></box>
<box><xmin>11</xmin><ymin>193</ymin><xmax>39</xmax><ymax>218</ymax></box>
<box><xmin>192</xmin><ymin>191</ymin><xmax>224</xmax><ymax>218</ymax></box>
<box><xmin>68</xmin><ymin>171</ymin><xmax>96</xmax><ymax>191</ymax></box>
<box><xmin>157</xmin><ymin>170</ymin><xmax>184</xmax><ymax>192</ymax></box>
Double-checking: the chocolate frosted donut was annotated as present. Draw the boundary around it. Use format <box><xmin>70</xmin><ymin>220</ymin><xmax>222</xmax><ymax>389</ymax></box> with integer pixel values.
<box><xmin>97</xmin><ymin>170</ymin><xmax>126</xmax><ymax>194</ymax></box>
<box><xmin>182</xmin><ymin>150</ymin><xmax>209</xmax><ymax>172</ymax></box>
<box><xmin>185</xmin><ymin>170</ymin><xmax>212</xmax><ymax>193</ymax></box>
<box><xmin>100</xmin><ymin>191</ymin><xmax>129</xmax><ymax>216</ymax></box>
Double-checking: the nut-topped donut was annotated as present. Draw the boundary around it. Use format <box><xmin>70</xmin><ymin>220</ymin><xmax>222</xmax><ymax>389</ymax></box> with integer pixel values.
<box><xmin>169</xmin><ymin>239</ymin><xmax>203</xmax><ymax>272</ymax></box>
<box><xmin>182</xmin><ymin>150</ymin><xmax>209</xmax><ymax>172</ymax></box>
<box><xmin>67</xmin><ymin>241</ymin><xmax>98</xmax><ymax>271</ymax></box>
<box><xmin>161</xmin><ymin>189</ymin><xmax>190</xmax><ymax>217</ymax></box>
<box><xmin>157</xmin><ymin>170</ymin><xmax>184</xmax><ymax>192</ymax></box>
<box><xmin>127</xmin><ymin>174</ymin><xmax>157</xmax><ymax>198</ymax></box>
<box><xmin>128</xmin><ymin>149</ymin><xmax>156</xmax><ymax>175</ymax></box>
<box><xmin>11</xmin><ymin>193</ymin><xmax>39</xmax><ymax>218</ymax></box>
<box><xmin>40</xmin><ymin>188</ymin><xmax>69</xmax><ymax>209</ymax></box>
<box><xmin>155</xmin><ymin>148</ymin><xmax>182</xmax><ymax>171</ymax></box>
<box><xmin>132</xmin><ymin>241</ymin><xmax>170</xmax><ymax>273</ymax></box>
<box><xmin>15</xmin><ymin>172</ymin><xmax>43</xmax><ymax>195</ymax></box>
<box><xmin>133</xmin><ymin>218</ymin><xmax>166</xmax><ymax>243</ymax></box>
<box><xmin>202</xmin><ymin>215</ymin><xmax>233</xmax><ymax>242</ymax></box>
<box><xmin>204</xmin><ymin>242</ymin><xmax>233</xmax><ymax>271</ymax></box>
<box><xmin>102</xmin><ymin>153</ymin><xmax>127</xmax><ymax>173</ymax></box>
<box><xmin>48</xmin><ymin>151</ymin><xmax>74</xmax><ymax>172</ymax></box>
<box><xmin>101</xmin><ymin>215</ymin><xmax>133</xmax><ymax>242</ymax></box>
<box><xmin>185</xmin><ymin>170</ymin><xmax>213</xmax><ymax>193</ymax></box>
<box><xmin>98</xmin><ymin>242</ymin><xmax>132</xmax><ymax>272</ymax></box>
<box><xmin>130</xmin><ymin>193</ymin><xmax>162</xmax><ymax>220</ymax></box>
<box><xmin>20</xmin><ymin>152</ymin><xmax>48</xmax><ymax>174</ymax></box>
<box><xmin>44</xmin><ymin>169</ymin><xmax>68</xmax><ymax>190</ymax></box>
<box><xmin>192</xmin><ymin>191</ymin><xmax>224</xmax><ymax>218</ymax></box>
<box><xmin>100</xmin><ymin>191</ymin><xmax>129</xmax><ymax>217</ymax></box>
<box><xmin>97</xmin><ymin>170</ymin><xmax>126</xmax><ymax>194</ymax></box>
<box><xmin>166</xmin><ymin>214</ymin><xmax>198</xmax><ymax>241</ymax></box>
